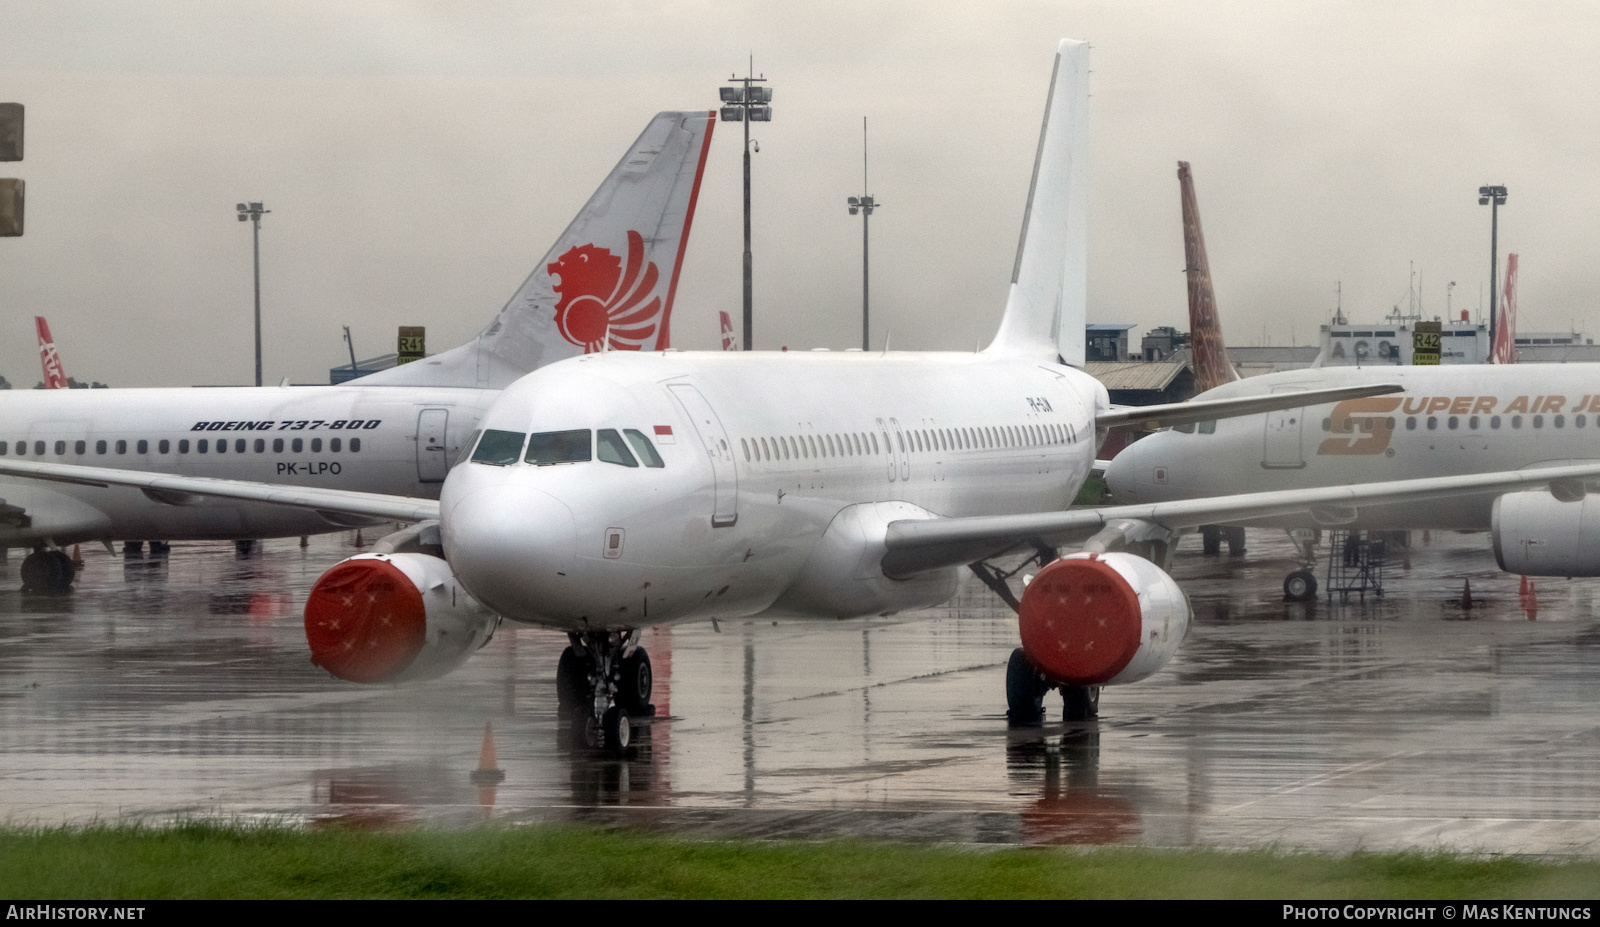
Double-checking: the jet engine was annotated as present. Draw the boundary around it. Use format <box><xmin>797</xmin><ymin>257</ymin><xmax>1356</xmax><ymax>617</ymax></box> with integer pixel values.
<box><xmin>303</xmin><ymin>553</ymin><xmax>499</xmax><ymax>683</ymax></box>
<box><xmin>1492</xmin><ymin>491</ymin><xmax>1600</xmax><ymax>577</ymax></box>
<box><xmin>1017</xmin><ymin>552</ymin><xmax>1190</xmax><ymax>686</ymax></box>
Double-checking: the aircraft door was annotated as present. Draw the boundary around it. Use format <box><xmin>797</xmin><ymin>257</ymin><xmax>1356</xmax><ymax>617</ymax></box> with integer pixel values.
<box><xmin>669</xmin><ymin>383</ymin><xmax>738</xmax><ymax>527</ymax></box>
<box><xmin>889</xmin><ymin>417</ymin><xmax>911</xmax><ymax>481</ymax></box>
<box><xmin>1262</xmin><ymin>388</ymin><xmax>1306</xmax><ymax>469</ymax></box>
<box><xmin>416</xmin><ymin>409</ymin><xmax>450</xmax><ymax>483</ymax></box>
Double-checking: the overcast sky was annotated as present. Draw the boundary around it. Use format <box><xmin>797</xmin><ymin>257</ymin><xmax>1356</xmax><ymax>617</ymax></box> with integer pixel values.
<box><xmin>0</xmin><ymin>1</ymin><xmax>1594</xmax><ymax>387</ymax></box>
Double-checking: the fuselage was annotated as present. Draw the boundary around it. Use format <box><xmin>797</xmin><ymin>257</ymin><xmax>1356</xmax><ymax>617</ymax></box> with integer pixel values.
<box><xmin>1105</xmin><ymin>364</ymin><xmax>1600</xmax><ymax>529</ymax></box>
<box><xmin>439</xmin><ymin>349</ymin><xmax>1103</xmax><ymax>631</ymax></box>
<box><xmin>0</xmin><ymin>385</ymin><xmax>495</xmax><ymax>545</ymax></box>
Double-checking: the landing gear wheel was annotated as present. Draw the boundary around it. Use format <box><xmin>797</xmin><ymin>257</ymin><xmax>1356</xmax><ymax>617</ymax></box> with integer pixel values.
<box><xmin>234</xmin><ymin>539</ymin><xmax>256</xmax><ymax>556</ymax></box>
<box><xmin>556</xmin><ymin>646</ymin><xmax>587</xmax><ymax>711</ymax></box>
<box><xmin>1062</xmin><ymin>685</ymin><xmax>1100</xmax><ymax>721</ymax></box>
<box><xmin>1283</xmin><ymin>569</ymin><xmax>1318</xmax><ymax>602</ymax></box>
<box><xmin>21</xmin><ymin>550</ymin><xmax>74</xmax><ymax>594</ymax></box>
<box><xmin>602</xmin><ymin>706</ymin><xmax>631</xmax><ymax>754</ymax></box>
<box><xmin>1006</xmin><ymin>648</ymin><xmax>1048</xmax><ymax>727</ymax></box>
<box><xmin>1201</xmin><ymin>526</ymin><xmax>1221</xmax><ymax>556</ymax></box>
<box><xmin>617</xmin><ymin>647</ymin><xmax>654</xmax><ymax>716</ymax></box>
<box><xmin>1226</xmin><ymin>526</ymin><xmax>1247</xmax><ymax>557</ymax></box>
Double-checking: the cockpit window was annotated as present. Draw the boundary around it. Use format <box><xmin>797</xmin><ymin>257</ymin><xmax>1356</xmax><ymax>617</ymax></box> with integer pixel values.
<box><xmin>597</xmin><ymin>429</ymin><xmax>639</xmax><ymax>468</ymax></box>
<box><xmin>459</xmin><ymin>430</ymin><xmax>482</xmax><ymax>465</ymax></box>
<box><xmin>471</xmin><ymin>429</ymin><xmax>526</xmax><ymax>466</ymax></box>
<box><xmin>624</xmin><ymin>429</ymin><xmax>666</xmax><ymax>468</ymax></box>
<box><xmin>526</xmin><ymin>429</ymin><xmax>592</xmax><ymax>466</ymax></box>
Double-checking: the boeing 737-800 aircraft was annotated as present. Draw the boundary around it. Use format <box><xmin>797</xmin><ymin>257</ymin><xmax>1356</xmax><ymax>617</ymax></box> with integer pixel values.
<box><xmin>4</xmin><ymin>41</ymin><xmax>1597</xmax><ymax>752</ymax></box>
<box><xmin>0</xmin><ymin>110</ymin><xmax>713</xmax><ymax>592</ymax></box>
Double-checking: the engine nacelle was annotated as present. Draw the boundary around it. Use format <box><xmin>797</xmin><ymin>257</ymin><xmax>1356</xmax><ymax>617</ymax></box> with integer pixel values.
<box><xmin>770</xmin><ymin>501</ymin><xmax>959</xmax><ymax>618</ymax></box>
<box><xmin>1017</xmin><ymin>552</ymin><xmax>1190</xmax><ymax>687</ymax></box>
<box><xmin>1492</xmin><ymin>491</ymin><xmax>1600</xmax><ymax>576</ymax></box>
<box><xmin>304</xmin><ymin>553</ymin><xmax>499</xmax><ymax>684</ymax></box>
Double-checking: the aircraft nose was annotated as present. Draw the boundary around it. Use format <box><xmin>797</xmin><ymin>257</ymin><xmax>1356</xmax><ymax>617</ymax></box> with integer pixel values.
<box><xmin>443</xmin><ymin>482</ymin><xmax>577</xmax><ymax>621</ymax></box>
<box><xmin>1104</xmin><ymin>441</ymin><xmax>1137</xmax><ymax>499</ymax></box>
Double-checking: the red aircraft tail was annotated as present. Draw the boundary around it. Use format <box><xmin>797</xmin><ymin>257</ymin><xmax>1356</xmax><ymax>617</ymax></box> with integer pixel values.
<box><xmin>35</xmin><ymin>316</ymin><xmax>68</xmax><ymax>388</ymax></box>
<box><xmin>1178</xmin><ymin>162</ymin><xmax>1239</xmax><ymax>392</ymax></box>
<box><xmin>719</xmin><ymin>311</ymin><xmax>737</xmax><ymax>351</ymax></box>
<box><xmin>1490</xmin><ymin>254</ymin><xmax>1518</xmax><ymax>364</ymax></box>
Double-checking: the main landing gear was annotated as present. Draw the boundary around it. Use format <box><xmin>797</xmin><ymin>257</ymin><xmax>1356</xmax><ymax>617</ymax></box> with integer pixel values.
<box><xmin>556</xmin><ymin>630</ymin><xmax>654</xmax><ymax>755</ymax></box>
<box><xmin>20</xmin><ymin>547</ymin><xmax>75</xmax><ymax>594</ymax></box>
<box><xmin>1005</xmin><ymin>648</ymin><xmax>1099</xmax><ymax>726</ymax></box>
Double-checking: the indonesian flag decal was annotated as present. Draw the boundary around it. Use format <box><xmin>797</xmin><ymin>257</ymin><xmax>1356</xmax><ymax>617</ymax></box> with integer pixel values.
<box><xmin>36</xmin><ymin>316</ymin><xmax>68</xmax><ymax>389</ymax></box>
<box><xmin>1491</xmin><ymin>253</ymin><xmax>1518</xmax><ymax>365</ymax></box>
<box><xmin>548</xmin><ymin>230</ymin><xmax>668</xmax><ymax>353</ymax></box>
<box><xmin>653</xmin><ymin>424</ymin><xmax>675</xmax><ymax>445</ymax></box>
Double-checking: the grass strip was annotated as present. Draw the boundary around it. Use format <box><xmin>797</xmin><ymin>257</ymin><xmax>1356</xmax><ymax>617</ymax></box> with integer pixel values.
<box><xmin>0</xmin><ymin>822</ymin><xmax>1597</xmax><ymax>899</ymax></box>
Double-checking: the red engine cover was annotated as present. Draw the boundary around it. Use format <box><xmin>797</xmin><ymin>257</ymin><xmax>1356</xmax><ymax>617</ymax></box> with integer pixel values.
<box><xmin>1017</xmin><ymin>554</ymin><xmax>1142</xmax><ymax>685</ymax></box>
<box><xmin>304</xmin><ymin>558</ymin><xmax>427</xmax><ymax>683</ymax></box>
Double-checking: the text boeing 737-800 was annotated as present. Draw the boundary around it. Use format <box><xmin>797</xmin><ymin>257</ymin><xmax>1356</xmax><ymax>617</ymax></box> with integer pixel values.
<box><xmin>0</xmin><ymin>110</ymin><xmax>713</xmax><ymax>592</ymax></box>
<box><xmin>4</xmin><ymin>41</ymin><xmax>1597</xmax><ymax>752</ymax></box>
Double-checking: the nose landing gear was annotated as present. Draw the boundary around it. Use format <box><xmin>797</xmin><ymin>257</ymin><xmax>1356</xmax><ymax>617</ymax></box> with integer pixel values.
<box><xmin>556</xmin><ymin>630</ymin><xmax>654</xmax><ymax>754</ymax></box>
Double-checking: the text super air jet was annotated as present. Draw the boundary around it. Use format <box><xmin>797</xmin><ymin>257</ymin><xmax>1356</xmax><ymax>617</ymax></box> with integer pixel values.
<box><xmin>1104</xmin><ymin>165</ymin><xmax>1600</xmax><ymax>593</ymax></box>
<box><xmin>5</xmin><ymin>41</ymin><xmax>1599</xmax><ymax>751</ymax></box>
<box><xmin>0</xmin><ymin>110</ymin><xmax>713</xmax><ymax>592</ymax></box>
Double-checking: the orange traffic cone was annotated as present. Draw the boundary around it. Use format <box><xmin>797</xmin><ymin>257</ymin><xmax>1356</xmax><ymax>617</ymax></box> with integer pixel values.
<box><xmin>71</xmin><ymin>544</ymin><xmax>83</xmax><ymax>571</ymax></box>
<box><xmin>353</xmin><ymin>530</ymin><xmax>365</xmax><ymax>548</ymax></box>
<box><xmin>1461</xmin><ymin>579</ymin><xmax>1473</xmax><ymax>610</ymax></box>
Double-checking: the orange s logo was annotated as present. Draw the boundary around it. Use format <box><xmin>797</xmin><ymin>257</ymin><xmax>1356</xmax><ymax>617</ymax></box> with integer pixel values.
<box><xmin>1316</xmin><ymin>397</ymin><xmax>1403</xmax><ymax>456</ymax></box>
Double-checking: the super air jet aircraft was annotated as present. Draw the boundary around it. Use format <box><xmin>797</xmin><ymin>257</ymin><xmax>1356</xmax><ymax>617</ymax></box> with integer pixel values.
<box><xmin>1104</xmin><ymin>169</ymin><xmax>1600</xmax><ymax>594</ymax></box>
<box><xmin>3</xmin><ymin>41</ymin><xmax>1598</xmax><ymax>751</ymax></box>
<box><xmin>0</xmin><ymin>110</ymin><xmax>714</xmax><ymax>592</ymax></box>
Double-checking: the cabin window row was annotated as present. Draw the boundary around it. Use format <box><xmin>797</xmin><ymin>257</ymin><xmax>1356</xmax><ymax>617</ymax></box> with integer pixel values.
<box><xmin>739</xmin><ymin>421</ymin><xmax>1077</xmax><ymax>464</ymax></box>
<box><xmin>0</xmin><ymin>436</ymin><xmax>363</xmax><ymax>456</ymax></box>
<box><xmin>1319</xmin><ymin>414</ymin><xmax>1591</xmax><ymax>433</ymax></box>
<box><xmin>469</xmin><ymin>428</ymin><xmax>666</xmax><ymax>469</ymax></box>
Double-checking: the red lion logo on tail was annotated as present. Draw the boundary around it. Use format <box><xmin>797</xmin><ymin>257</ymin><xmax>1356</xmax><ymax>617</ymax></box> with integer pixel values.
<box><xmin>548</xmin><ymin>230</ymin><xmax>664</xmax><ymax>352</ymax></box>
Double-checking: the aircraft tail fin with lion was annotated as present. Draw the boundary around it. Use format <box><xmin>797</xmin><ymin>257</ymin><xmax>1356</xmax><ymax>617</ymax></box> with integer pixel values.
<box><xmin>361</xmin><ymin>110</ymin><xmax>715</xmax><ymax>390</ymax></box>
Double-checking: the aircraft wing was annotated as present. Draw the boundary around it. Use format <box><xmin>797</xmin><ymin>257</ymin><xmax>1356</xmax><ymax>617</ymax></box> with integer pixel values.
<box><xmin>1095</xmin><ymin>382</ymin><xmax>1402</xmax><ymax>431</ymax></box>
<box><xmin>881</xmin><ymin>462</ymin><xmax>1600</xmax><ymax>578</ymax></box>
<box><xmin>0</xmin><ymin>459</ymin><xmax>440</xmax><ymax>523</ymax></box>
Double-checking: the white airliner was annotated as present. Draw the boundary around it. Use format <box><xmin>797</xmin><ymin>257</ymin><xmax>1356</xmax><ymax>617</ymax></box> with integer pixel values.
<box><xmin>3</xmin><ymin>41</ymin><xmax>1597</xmax><ymax>751</ymax></box>
<box><xmin>1103</xmin><ymin>171</ymin><xmax>1598</xmax><ymax>590</ymax></box>
<box><xmin>0</xmin><ymin>111</ymin><xmax>714</xmax><ymax>592</ymax></box>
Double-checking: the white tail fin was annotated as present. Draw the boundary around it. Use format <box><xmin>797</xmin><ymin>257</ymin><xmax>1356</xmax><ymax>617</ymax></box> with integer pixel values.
<box><xmin>36</xmin><ymin>316</ymin><xmax>68</xmax><ymax>389</ymax></box>
<box><xmin>986</xmin><ymin>39</ymin><xmax>1089</xmax><ymax>365</ymax></box>
<box><xmin>362</xmin><ymin>110</ymin><xmax>715</xmax><ymax>389</ymax></box>
<box><xmin>1491</xmin><ymin>253</ymin><xmax>1518</xmax><ymax>364</ymax></box>
<box><xmin>719</xmin><ymin>310</ymin><xmax>737</xmax><ymax>351</ymax></box>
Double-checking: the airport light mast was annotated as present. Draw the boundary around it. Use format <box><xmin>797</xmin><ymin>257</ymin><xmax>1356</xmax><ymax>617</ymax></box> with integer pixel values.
<box><xmin>1479</xmin><ymin>185</ymin><xmax>1507</xmax><ymax>355</ymax></box>
<box><xmin>719</xmin><ymin>59</ymin><xmax>771</xmax><ymax>351</ymax></box>
<box><xmin>236</xmin><ymin>201</ymin><xmax>270</xmax><ymax>387</ymax></box>
<box><xmin>847</xmin><ymin>117</ymin><xmax>880</xmax><ymax>352</ymax></box>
